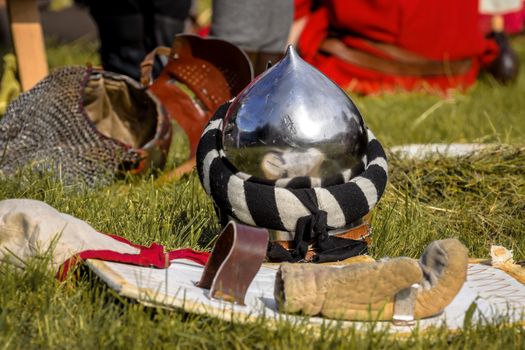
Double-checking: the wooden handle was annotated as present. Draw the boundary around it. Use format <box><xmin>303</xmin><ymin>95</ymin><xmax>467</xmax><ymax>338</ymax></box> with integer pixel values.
<box><xmin>7</xmin><ymin>0</ymin><xmax>48</xmax><ymax>91</ymax></box>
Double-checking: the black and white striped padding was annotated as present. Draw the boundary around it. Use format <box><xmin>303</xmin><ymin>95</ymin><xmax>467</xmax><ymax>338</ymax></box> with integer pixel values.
<box><xmin>197</xmin><ymin>103</ymin><xmax>388</xmax><ymax>234</ymax></box>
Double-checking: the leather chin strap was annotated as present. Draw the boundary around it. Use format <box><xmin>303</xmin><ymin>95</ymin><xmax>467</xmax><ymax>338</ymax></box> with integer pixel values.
<box><xmin>198</xmin><ymin>221</ymin><xmax>269</xmax><ymax>305</ymax></box>
<box><xmin>270</xmin><ymin>213</ymin><xmax>372</xmax><ymax>262</ymax></box>
<box><xmin>221</xmin><ymin>211</ymin><xmax>371</xmax><ymax>264</ymax></box>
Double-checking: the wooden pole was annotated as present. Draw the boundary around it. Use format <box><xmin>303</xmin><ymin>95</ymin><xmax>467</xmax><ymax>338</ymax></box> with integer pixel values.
<box><xmin>7</xmin><ymin>0</ymin><xmax>48</xmax><ymax>91</ymax></box>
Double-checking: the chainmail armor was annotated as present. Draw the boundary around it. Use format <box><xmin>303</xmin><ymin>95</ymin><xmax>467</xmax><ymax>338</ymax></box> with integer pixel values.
<box><xmin>0</xmin><ymin>66</ymin><xmax>141</xmax><ymax>187</ymax></box>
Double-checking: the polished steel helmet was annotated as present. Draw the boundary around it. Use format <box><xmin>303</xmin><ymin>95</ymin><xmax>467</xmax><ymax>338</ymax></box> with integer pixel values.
<box><xmin>222</xmin><ymin>45</ymin><xmax>368</xmax><ymax>180</ymax></box>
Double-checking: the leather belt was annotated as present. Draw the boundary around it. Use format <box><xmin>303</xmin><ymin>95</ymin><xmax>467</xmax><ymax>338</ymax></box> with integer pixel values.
<box><xmin>320</xmin><ymin>38</ymin><xmax>472</xmax><ymax>76</ymax></box>
<box><xmin>197</xmin><ymin>221</ymin><xmax>269</xmax><ymax>305</ymax></box>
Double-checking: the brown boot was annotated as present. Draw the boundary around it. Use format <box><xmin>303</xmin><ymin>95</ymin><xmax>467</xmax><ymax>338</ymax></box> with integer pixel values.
<box><xmin>487</xmin><ymin>31</ymin><xmax>520</xmax><ymax>84</ymax></box>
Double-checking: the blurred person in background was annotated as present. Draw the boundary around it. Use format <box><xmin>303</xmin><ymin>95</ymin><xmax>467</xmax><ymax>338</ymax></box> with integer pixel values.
<box><xmin>210</xmin><ymin>0</ymin><xmax>294</xmax><ymax>76</ymax></box>
<box><xmin>83</xmin><ymin>0</ymin><xmax>191</xmax><ymax>80</ymax></box>
<box><xmin>292</xmin><ymin>0</ymin><xmax>520</xmax><ymax>95</ymax></box>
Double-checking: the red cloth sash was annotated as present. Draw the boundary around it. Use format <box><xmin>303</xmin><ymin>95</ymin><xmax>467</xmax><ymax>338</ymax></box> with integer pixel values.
<box><xmin>56</xmin><ymin>233</ymin><xmax>209</xmax><ymax>281</ymax></box>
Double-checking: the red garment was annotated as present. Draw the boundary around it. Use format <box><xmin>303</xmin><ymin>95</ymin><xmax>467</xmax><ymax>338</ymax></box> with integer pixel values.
<box><xmin>57</xmin><ymin>233</ymin><xmax>209</xmax><ymax>281</ymax></box>
<box><xmin>295</xmin><ymin>0</ymin><xmax>499</xmax><ymax>94</ymax></box>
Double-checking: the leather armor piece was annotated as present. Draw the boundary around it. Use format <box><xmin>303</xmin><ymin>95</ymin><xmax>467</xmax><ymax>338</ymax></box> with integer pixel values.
<box><xmin>141</xmin><ymin>34</ymin><xmax>253</xmax><ymax>157</ymax></box>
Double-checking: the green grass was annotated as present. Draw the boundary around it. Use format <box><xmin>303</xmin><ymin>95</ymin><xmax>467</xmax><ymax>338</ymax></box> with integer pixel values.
<box><xmin>355</xmin><ymin>39</ymin><xmax>525</xmax><ymax>147</ymax></box>
<box><xmin>1</xmin><ymin>38</ymin><xmax>525</xmax><ymax>348</ymax></box>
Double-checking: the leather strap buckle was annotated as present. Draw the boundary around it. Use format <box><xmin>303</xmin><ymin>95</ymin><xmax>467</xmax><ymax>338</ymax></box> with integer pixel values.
<box><xmin>393</xmin><ymin>283</ymin><xmax>421</xmax><ymax>325</ymax></box>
